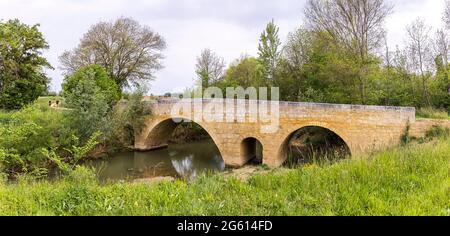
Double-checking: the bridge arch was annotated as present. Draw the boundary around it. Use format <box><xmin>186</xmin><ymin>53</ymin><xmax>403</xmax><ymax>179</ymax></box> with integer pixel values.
<box><xmin>140</xmin><ymin>117</ymin><xmax>224</xmax><ymax>158</ymax></box>
<box><xmin>241</xmin><ymin>137</ymin><xmax>264</xmax><ymax>164</ymax></box>
<box><xmin>278</xmin><ymin>125</ymin><xmax>351</xmax><ymax>166</ymax></box>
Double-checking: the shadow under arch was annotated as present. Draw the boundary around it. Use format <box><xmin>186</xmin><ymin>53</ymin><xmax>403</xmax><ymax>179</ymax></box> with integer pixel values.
<box><xmin>142</xmin><ymin>117</ymin><xmax>224</xmax><ymax>159</ymax></box>
<box><xmin>241</xmin><ymin>137</ymin><xmax>264</xmax><ymax>165</ymax></box>
<box><xmin>279</xmin><ymin>126</ymin><xmax>351</xmax><ymax>167</ymax></box>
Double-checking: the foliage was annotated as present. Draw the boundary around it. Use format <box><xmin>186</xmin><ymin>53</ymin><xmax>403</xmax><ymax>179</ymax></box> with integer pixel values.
<box><xmin>258</xmin><ymin>20</ymin><xmax>281</xmax><ymax>83</ymax></box>
<box><xmin>210</xmin><ymin>18</ymin><xmax>449</xmax><ymax>111</ymax></box>
<box><xmin>0</xmin><ymin>19</ymin><xmax>52</xmax><ymax>110</ymax></box>
<box><xmin>0</xmin><ymin>136</ymin><xmax>449</xmax><ymax>216</ymax></box>
<box><xmin>62</xmin><ymin>64</ymin><xmax>120</xmax><ymax>108</ymax></box>
<box><xmin>218</xmin><ymin>57</ymin><xmax>266</xmax><ymax>90</ymax></box>
<box><xmin>416</xmin><ymin>107</ymin><xmax>450</xmax><ymax>119</ymax></box>
<box><xmin>169</xmin><ymin>122</ymin><xmax>210</xmax><ymax>144</ymax></box>
<box><xmin>424</xmin><ymin>126</ymin><xmax>450</xmax><ymax>140</ymax></box>
<box><xmin>106</xmin><ymin>87</ymin><xmax>151</xmax><ymax>148</ymax></box>
<box><xmin>400</xmin><ymin>121</ymin><xmax>412</xmax><ymax>146</ymax></box>
<box><xmin>63</xmin><ymin>70</ymin><xmax>110</xmax><ymax>143</ymax></box>
<box><xmin>43</xmin><ymin>132</ymin><xmax>101</xmax><ymax>174</ymax></box>
<box><xmin>0</xmin><ymin>104</ymin><xmax>72</xmax><ymax>177</ymax></box>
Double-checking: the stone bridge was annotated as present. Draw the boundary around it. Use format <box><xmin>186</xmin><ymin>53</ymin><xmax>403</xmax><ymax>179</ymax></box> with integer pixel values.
<box><xmin>132</xmin><ymin>99</ymin><xmax>433</xmax><ymax>167</ymax></box>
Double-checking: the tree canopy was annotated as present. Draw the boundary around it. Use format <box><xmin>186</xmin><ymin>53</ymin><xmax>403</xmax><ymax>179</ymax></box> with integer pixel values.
<box><xmin>59</xmin><ymin>17</ymin><xmax>167</xmax><ymax>90</ymax></box>
<box><xmin>62</xmin><ymin>64</ymin><xmax>120</xmax><ymax>109</ymax></box>
<box><xmin>0</xmin><ymin>19</ymin><xmax>52</xmax><ymax>109</ymax></box>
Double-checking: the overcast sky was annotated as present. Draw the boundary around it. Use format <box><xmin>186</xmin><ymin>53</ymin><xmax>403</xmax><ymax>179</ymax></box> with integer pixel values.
<box><xmin>0</xmin><ymin>0</ymin><xmax>446</xmax><ymax>94</ymax></box>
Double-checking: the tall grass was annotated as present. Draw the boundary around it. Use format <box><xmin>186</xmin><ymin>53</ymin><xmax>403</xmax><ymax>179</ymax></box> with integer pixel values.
<box><xmin>0</xmin><ymin>137</ymin><xmax>449</xmax><ymax>216</ymax></box>
<box><xmin>416</xmin><ymin>107</ymin><xmax>450</xmax><ymax>119</ymax></box>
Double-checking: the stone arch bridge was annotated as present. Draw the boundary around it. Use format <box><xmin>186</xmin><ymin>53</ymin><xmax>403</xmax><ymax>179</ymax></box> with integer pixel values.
<box><xmin>134</xmin><ymin>99</ymin><xmax>418</xmax><ymax>167</ymax></box>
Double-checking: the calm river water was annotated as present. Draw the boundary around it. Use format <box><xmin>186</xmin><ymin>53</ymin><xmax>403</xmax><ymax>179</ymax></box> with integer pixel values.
<box><xmin>87</xmin><ymin>140</ymin><xmax>225</xmax><ymax>181</ymax></box>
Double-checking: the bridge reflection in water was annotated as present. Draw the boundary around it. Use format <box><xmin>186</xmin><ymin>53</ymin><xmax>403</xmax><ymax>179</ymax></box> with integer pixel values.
<box><xmin>88</xmin><ymin>140</ymin><xmax>225</xmax><ymax>182</ymax></box>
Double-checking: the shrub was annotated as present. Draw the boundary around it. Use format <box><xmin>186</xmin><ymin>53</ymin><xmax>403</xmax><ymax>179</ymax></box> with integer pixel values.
<box><xmin>105</xmin><ymin>87</ymin><xmax>151</xmax><ymax>148</ymax></box>
<box><xmin>43</xmin><ymin>132</ymin><xmax>101</xmax><ymax>175</ymax></box>
<box><xmin>0</xmin><ymin>104</ymin><xmax>72</xmax><ymax>176</ymax></box>
<box><xmin>62</xmin><ymin>65</ymin><xmax>120</xmax><ymax>109</ymax></box>
<box><xmin>425</xmin><ymin>125</ymin><xmax>450</xmax><ymax>140</ymax></box>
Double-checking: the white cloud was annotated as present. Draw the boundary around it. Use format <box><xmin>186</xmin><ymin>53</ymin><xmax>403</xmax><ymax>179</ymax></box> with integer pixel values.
<box><xmin>0</xmin><ymin>0</ymin><xmax>447</xmax><ymax>94</ymax></box>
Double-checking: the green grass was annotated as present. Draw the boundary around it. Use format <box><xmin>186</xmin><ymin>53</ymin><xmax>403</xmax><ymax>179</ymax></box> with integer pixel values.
<box><xmin>36</xmin><ymin>96</ymin><xmax>65</xmax><ymax>108</ymax></box>
<box><xmin>417</xmin><ymin>107</ymin><xmax>450</xmax><ymax>120</ymax></box>
<box><xmin>0</xmin><ymin>136</ymin><xmax>449</xmax><ymax>216</ymax></box>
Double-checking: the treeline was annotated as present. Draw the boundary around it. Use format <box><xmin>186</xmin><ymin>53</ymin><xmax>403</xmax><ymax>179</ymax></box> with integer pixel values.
<box><xmin>195</xmin><ymin>0</ymin><xmax>450</xmax><ymax>112</ymax></box>
<box><xmin>0</xmin><ymin>18</ymin><xmax>164</xmax><ymax>178</ymax></box>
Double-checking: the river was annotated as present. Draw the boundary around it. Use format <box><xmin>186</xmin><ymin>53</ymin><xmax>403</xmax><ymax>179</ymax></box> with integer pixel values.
<box><xmin>86</xmin><ymin>140</ymin><xmax>225</xmax><ymax>182</ymax></box>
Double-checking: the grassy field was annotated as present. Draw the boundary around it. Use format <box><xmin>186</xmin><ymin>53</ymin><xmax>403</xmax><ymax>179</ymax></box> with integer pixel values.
<box><xmin>0</xmin><ymin>136</ymin><xmax>449</xmax><ymax>216</ymax></box>
<box><xmin>36</xmin><ymin>96</ymin><xmax>65</xmax><ymax>108</ymax></box>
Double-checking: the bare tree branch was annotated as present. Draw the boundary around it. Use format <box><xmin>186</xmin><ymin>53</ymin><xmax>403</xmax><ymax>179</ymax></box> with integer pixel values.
<box><xmin>59</xmin><ymin>17</ymin><xmax>166</xmax><ymax>89</ymax></box>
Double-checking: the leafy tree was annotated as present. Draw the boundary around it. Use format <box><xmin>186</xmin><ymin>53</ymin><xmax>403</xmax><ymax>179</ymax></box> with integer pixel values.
<box><xmin>305</xmin><ymin>0</ymin><xmax>393</xmax><ymax>104</ymax></box>
<box><xmin>302</xmin><ymin>32</ymin><xmax>364</xmax><ymax>104</ymax></box>
<box><xmin>63</xmin><ymin>72</ymin><xmax>110</xmax><ymax>142</ymax></box>
<box><xmin>107</xmin><ymin>86</ymin><xmax>152</xmax><ymax>148</ymax></box>
<box><xmin>406</xmin><ymin>18</ymin><xmax>434</xmax><ymax>107</ymax></box>
<box><xmin>258</xmin><ymin>20</ymin><xmax>282</xmax><ymax>84</ymax></box>
<box><xmin>219</xmin><ymin>56</ymin><xmax>265</xmax><ymax>89</ymax></box>
<box><xmin>59</xmin><ymin>17</ymin><xmax>166</xmax><ymax>90</ymax></box>
<box><xmin>0</xmin><ymin>19</ymin><xmax>52</xmax><ymax>110</ymax></box>
<box><xmin>275</xmin><ymin>27</ymin><xmax>314</xmax><ymax>101</ymax></box>
<box><xmin>432</xmin><ymin>55</ymin><xmax>450</xmax><ymax>111</ymax></box>
<box><xmin>62</xmin><ymin>64</ymin><xmax>119</xmax><ymax>108</ymax></box>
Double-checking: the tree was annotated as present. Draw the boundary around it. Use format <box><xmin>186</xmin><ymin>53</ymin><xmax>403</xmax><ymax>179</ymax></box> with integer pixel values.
<box><xmin>301</xmin><ymin>32</ymin><xmax>364</xmax><ymax>104</ymax></box>
<box><xmin>276</xmin><ymin>27</ymin><xmax>315</xmax><ymax>101</ymax></box>
<box><xmin>59</xmin><ymin>17</ymin><xmax>166</xmax><ymax>90</ymax></box>
<box><xmin>62</xmin><ymin>65</ymin><xmax>120</xmax><ymax>108</ymax></box>
<box><xmin>63</xmin><ymin>66</ymin><xmax>117</xmax><ymax>142</ymax></box>
<box><xmin>220</xmin><ymin>56</ymin><xmax>265</xmax><ymax>89</ymax></box>
<box><xmin>283</xmin><ymin>27</ymin><xmax>314</xmax><ymax>69</ymax></box>
<box><xmin>109</xmin><ymin>86</ymin><xmax>152</xmax><ymax>147</ymax></box>
<box><xmin>304</xmin><ymin>0</ymin><xmax>393</xmax><ymax>104</ymax></box>
<box><xmin>406</xmin><ymin>18</ymin><xmax>434</xmax><ymax>107</ymax></box>
<box><xmin>258</xmin><ymin>20</ymin><xmax>282</xmax><ymax>84</ymax></box>
<box><xmin>0</xmin><ymin>19</ymin><xmax>52</xmax><ymax>109</ymax></box>
<box><xmin>444</xmin><ymin>0</ymin><xmax>450</xmax><ymax>29</ymax></box>
<box><xmin>195</xmin><ymin>49</ymin><xmax>225</xmax><ymax>88</ymax></box>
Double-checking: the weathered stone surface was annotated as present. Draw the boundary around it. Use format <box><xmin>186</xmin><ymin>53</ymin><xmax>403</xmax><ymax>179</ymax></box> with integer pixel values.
<box><xmin>409</xmin><ymin>119</ymin><xmax>450</xmax><ymax>137</ymax></box>
<box><xmin>135</xmin><ymin>99</ymin><xmax>420</xmax><ymax>167</ymax></box>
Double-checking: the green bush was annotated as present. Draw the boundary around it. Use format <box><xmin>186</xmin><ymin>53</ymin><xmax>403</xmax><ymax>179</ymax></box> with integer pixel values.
<box><xmin>425</xmin><ymin>126</ymin><xmax>450</xmax><ymax>140</ymax></box>
<box><xmin>0</xmin><ymin>102</ymin><xmax>101</xmax><ymax>178</ymax></box>
<box><xmin>62</xmin><ymin>65</ymin><xmax>122</xmax><ymax>143</ymax></box>
<box><xmin>0</xmin><ymin>104</ymin><xmax>72</xmax><ymax>176</ymax></box>
<box><xmin>105</xmin><ymin>87</ymin><xmax>152</xmax><ymax>149</ymax></box>
<box><xmin>62</xmin><ymin>65</ymin><xmax>120</xmax><ymax>109</ymax></box>
<box><xmin>0</xmin><ymin>19</ymin><xmax>52</xmax><ymax>110</ymax></box>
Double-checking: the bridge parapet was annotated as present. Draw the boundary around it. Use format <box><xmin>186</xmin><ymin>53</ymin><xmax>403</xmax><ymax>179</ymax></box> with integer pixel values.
<box><xmin>142</xmin><ymin>99</ymin><xmax>416</xmax><ymax>123</ymax></box>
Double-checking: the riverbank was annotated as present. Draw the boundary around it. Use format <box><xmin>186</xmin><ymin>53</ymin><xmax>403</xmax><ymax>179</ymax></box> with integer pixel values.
<box><xmin>0</xmin><ymin>135</ymin><xmax>449</xmax><ymax>216</ymax></box>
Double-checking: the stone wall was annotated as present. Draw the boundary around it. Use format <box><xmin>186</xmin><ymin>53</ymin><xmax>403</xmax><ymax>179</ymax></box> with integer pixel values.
<box><xmin>409</xmin><ymin>119</ymin><xmax>450</xmax><ymax>138</ymax></box>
